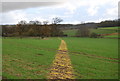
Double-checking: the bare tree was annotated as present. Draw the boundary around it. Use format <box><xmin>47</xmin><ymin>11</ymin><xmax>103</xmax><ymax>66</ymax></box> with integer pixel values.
<box><xmin>52</xmin><ymin>17</ymin><xmax>63</xmax><ymax>24</ymax></box>
<box><xmin>29</xmin><ymin>21</ymin><xmax>35</xmax><ymax>25</ymax></box>
<box><xmin>76</xmin><ymin>25</ymin><xmax>90</xmax><ymax>37</ymax></box>
<box><xmin>35</xmin><ymin>20</ymin><xmax>41</xmax><ymax>25</ymax></box>
<box><xmin>51</xmin><ymin>17</ymin><xmax>63</xmax><ymax>36</ymax></box>
<box><xmin>18</xmin><ymin>20</ymin><xmax>27</xmax><ymax>25</ymax></box>
<box><xmin>17</xmin><ymin>20</ymin><xmax>27</xmax><ymax>38</ymax></box>
<box><xmin>29</xmin><ymin>20</ymin><xmax>41</xmax><ymax>25</ymax></box>
<box><xmin>2</xmin><ymin>26</ymin><xmax>8</xmax><ymax>38</ymax></box>
<box><xmin>40</xmin><ymin>20</ymin><xmax>50</xmax><ymax>39</ymax></box>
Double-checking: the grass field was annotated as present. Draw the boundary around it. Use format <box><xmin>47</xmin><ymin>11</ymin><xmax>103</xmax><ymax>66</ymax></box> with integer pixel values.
<box><xmin>90</xmin><ymin>29</ymin><xmax>117</xmax><ymax>34</ymax></box>
<box><xmin>63</xmin><ymin>37</ymin><xmax>118</xmax><ymax>79</ymax></box>
<box><xmin>104</xmin><ymin>35</ymin><xmax>119</xmax><ymax>38</ymax></box>
<box><xmin>3</xmin><ymin>37</ymin><xmax>60</xmax><ymax>79</ymax></box>
<box><xmin>2</xmin><ymin>37</ymin><xmax>119</xmax><ymax>79</ymax></box>
<box><xmin>63</xmin><ymin>29</ymin><xmax>78</xmax><ymax>36</ymax></box>
<box><xmin>98</xmin><ymin>27</ymin><xmax>119</xmax><ymax>30</ymax></box>
<box><xmin>63</xmin><ymin>27</ymin><xmax>119</xmax><ymax>37</ymax></box>
<box><xmin>91</xmin><ymin>27</ymin><xmax>119</xmax><ymax>34</ymax></box>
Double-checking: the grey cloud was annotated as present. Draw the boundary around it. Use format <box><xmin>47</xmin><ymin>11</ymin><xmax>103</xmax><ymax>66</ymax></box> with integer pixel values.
<box><xmin>118</xmin><ymin>1</ymin><xmax>120</xmax><ymax>19</ymax></box>
<box><xmin>1</xmin><ymin>0</ymin><xmax>65</xmax><ymax>2</ymax></box>
<box><xmin>1</xmin><ymin>2</ymin><xmax>62</xmax><ymax>12</ymax></box>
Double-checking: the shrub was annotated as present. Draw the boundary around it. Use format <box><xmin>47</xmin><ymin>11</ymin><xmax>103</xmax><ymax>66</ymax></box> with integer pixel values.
<box><xmin>90</xmin><ymin>32</ymin><xmax>98</xmax><ymax>38</ymax></box>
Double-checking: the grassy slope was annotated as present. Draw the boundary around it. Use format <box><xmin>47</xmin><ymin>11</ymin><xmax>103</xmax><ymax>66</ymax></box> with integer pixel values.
<box><xmin>104</xmin><ymin>35</ymin><xmax>119</xmax><ymax>38</ymax></box>
<box><xmin>63</xmin><ymin>27</ymin><xmax>119</xmax><ymax>37</ymax></box>
<box><xmin>98</xmin><ymin>27</ymin><xmax>119</xmax><ymax>30</ymax></box>
<box><xmin>91</xmin><ymin>27</ymin><xmax>119</xmax><ymax>35</ymax></box>
<box><xmin>3</xmin><ymin>37</ymin><xmax>60</xmax><ymax>79</ymax></box>
<box><xmin>63</xmin><ymin>29</ymin><xmax>78</xmax><ymax>36</ymax></box>
<box><xmin>90</xmin><ymin>29</ymin><xmax>117</xmax><ymax>34</ymax></box>
<box><xmin>63</xmin><ymin>37</ymin><xmax>118</xmax><ymax>79</ymax></box>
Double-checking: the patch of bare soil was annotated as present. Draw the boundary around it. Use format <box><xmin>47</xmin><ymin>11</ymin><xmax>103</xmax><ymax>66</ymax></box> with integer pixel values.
<box><xmin>101</xmin><ymin>33</ymin><xmax>120</xmax><ymax>36</ymax></box>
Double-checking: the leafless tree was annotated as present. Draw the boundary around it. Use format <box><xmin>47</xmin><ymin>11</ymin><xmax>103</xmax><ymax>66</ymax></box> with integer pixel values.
<box><xmin>51</xmin><ymin>17</ymin><xmax>63</xmax><ymax>36</ymax></box>
<box><xmin>18</xmin><ymin>20</ymin><xmax>27</xmax><ymax>25</ymax></box>
<box><xmin>52</xmin><ymin>17</ymin><xmax>63</xmax><ymax>24</ymax></box>
<box><xmin>17</xmin><ymin>20</ymin><xmax>27</xmax><ymax>38</ymax></box>
<box><xmin>76</xmin><ymin>25</ymin><xmax>90</xmax><ymax>37</ymax></box>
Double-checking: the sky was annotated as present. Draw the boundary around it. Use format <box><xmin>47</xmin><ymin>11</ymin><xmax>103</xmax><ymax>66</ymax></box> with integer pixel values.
<box><xmin>0</xmin><ymin>0</ymin><xmax>119</xmax><ymax>25</ymax></box>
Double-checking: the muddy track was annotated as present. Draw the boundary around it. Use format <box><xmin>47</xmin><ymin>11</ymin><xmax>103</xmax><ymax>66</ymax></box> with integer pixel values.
<box><xmin>47</xmin><ymin>40</ymin><xmax>75</xmax><ymax>79</ymax></box>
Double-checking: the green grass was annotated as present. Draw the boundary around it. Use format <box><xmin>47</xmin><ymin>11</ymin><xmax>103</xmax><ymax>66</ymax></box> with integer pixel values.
<box><xmin>63</xmin><ymin>37</ymin><xmax>118</xmax><ymax>58</ymax></box>
<box><xmin>90</xmin><ymin>28</ymin><xmax>118</xmax><ymax>34</ymax></box>
<box><xmin>63</xmin><ymin>37</ymin><xmax>118</xmax><ymax>79</ymax></box>
<box><xmin>91</xmin><ymin>27</ymin><xmax>119</xmax><ymax>38</ymax></box>
<box><xmin>63</xmin><ymin>29</ymin><xmax>78</xmax><ymax>36</ymax></box>
<box><xmin>3</xmin><ymin>37</ymin><xmax>119</xmax><ymax>79</ymax></box>
<box><xmin>91</xmin><ymin>27</ymin><xmax>119</xmax><ymax>35</ymax></box>
<box><xmin>104</xmin><ymin>35</ymin><xmax>119</xmax><ymax>38</ymax></box>
<box><xmin>63</xmin><ymin>27</ymin><xmax>119</xmax><ymax>36</ymax></box>
<box><xmin>98</xmin><ymin>27</ymin><xmax>120</xmax><ymax>30</ymax></box>
<box><xmin>3</xmin><ymin>37</ymin><xmax>60</xmax><ymax>79</ymax></box>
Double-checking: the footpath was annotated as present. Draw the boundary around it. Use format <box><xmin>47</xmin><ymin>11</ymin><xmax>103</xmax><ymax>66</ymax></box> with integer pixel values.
<box><xmin>47</xmin><ymin>40</ymin><xmax>75</xmax><ymax>79</ymax></box>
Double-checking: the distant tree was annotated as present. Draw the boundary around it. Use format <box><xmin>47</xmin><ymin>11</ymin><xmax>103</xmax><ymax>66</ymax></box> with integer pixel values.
<box><xmin>40</xmin><ymin>20</ymin><xmax>51</xmax><ymax>39</ymax></box>
<box><xmin>16</xmin><ymin>20</ymin><xmax>27</xmax><ymax>38</ymax></box>
<box><xmin>36</xmin><ymin>25</ymin><xmax>42</xmax><ymax>38</ymax></box>
<box><xmin>51</xmin><ymin>17</ymin><xmax>63</xmax><ymax>36</ymax></box>
<box><xmin>52</xmin><ymin>17</ymin><xmax>63</xmax><ymax>24</ymax></box>
<box><xmin>2</xmin><ymin>26</ymin><xmax>8</xmax><ymax>37</ymax></box>
<box><xmin>29</xmin><ymin>20</ymin><xmax>41</xmax><ymax>25</ymax></box>
<box><xmin>43</xmin><ymin>21</ymin><xmax>51</xmax><ymax>37</ymax></box>
<box><xmin>18</xmin><ymin>20</ymin><xmax>27</xmax><ymax>25</ymax></box>
<box><xmin>90</xmin><ymin>32</ymin><xmax>98</xmax><ymax>38</ymax></box>
<box><xmin>98</xmin><ymin>20</ymin><xmax>118</xmax><ymax>27</ymax></box>
<box><xmin>29</xmin><ymin>21</ymin><xmax>35</xmax><ymax>25</ymax></box>
<box><xmin>27</xmin><ymin>28</ymin><xmax>35</xmax><ymax>36</ymax></box>
<box><xmin>16</xmin><ymin>24</ymin><xmax>22</xmax><ymax>38</ymax></box>
<box><xmin>35</xmin><ymin>20</ymin><xmax>41</xmax><ymax>25</ymax></box>
<box><xmin>76</xmin><ymin>25</ymin><xmax>90</xmax><ymax>37</ymax></box>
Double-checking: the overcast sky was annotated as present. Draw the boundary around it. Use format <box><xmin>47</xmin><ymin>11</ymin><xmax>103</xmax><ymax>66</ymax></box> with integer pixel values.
<box><xmin>0</xmin><ymin>0</ymin><xmax>119</xmax><ymax>24</ymax></box>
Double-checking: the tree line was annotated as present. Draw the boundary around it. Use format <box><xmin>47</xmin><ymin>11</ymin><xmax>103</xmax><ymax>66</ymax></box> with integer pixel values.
<box><xmin>98</xmin><ymin>19</ymin><xmax>119</xmax><ymax>27</ymax></box>
<box><xmin>76</xmin><ymin>19</ymin><xmax>119</xmax><ymax>38</ymax></box>
<box><xmin>2</xmin><ymin>17</ymin><xmax>65</xmax><ymax>38</ymax></box>
<box><xmin>1</xmin><ymin>18</ymin><xmax>119</xmax><ymax>38</ymax></box>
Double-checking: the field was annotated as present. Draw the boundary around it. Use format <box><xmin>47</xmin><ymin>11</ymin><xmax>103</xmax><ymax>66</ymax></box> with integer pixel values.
<box><xmin>63</xmin><ymin>37</ymin><xmax>118</xmax><ymax>79</ymax></box>
<box><xmin>3</xmin><ymin>37</ymin><xmax>60</xmax><ymax>79</ymax></box>
<box><xmin>98</xmin><ymin>27</ymin><xmax>119</xmax><ymax>30</ymax></box>
<box><xmin>63</xmin><ymin>29</ymin><xmax>78</xmax><ymax>36</ymax></box>
<box><xmin>104</xmin><ymin>35</ymin><xmax>119</xmax><ymax>38</ymax></box>
<box><xmin>63</xmin><ymin>27</ymin><xmax>119</xmax><ymax>38</ymax></box>
<box><xmin>91</xmin><ymin>27</ymin><xmax>119</xmax><ymax>35</ymax></box>
<box><xmin>90</xmin><ymin>29</ymin><xmax>117</xmax><ymax>34</ymax></box>
<box><xmin>2</xmin><ymin>37</ymin><xmax>118</xmax><ymax>79</ymax></box>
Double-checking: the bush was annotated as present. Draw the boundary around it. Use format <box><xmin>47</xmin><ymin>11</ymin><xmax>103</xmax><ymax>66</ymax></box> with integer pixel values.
<box><xmin>76</xmin><ymin>26</ymin><xmax>90</xmax><ymax>37</ymax></box>
<box><xmin>90</xmin><ymin>32</ymin><xmax>98</xmax><ymax>38</ymax></box>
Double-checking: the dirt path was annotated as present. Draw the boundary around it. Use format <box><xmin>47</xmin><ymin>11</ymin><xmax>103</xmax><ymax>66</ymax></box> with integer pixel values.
<box><xmin>47</xmin><ymin>39</ymin><xmax>75</xmax><ymax>79</ymax></box>
<box><xmin>101</xmin><ymin>33</ymin><xmax>120</xmax><ymax>36</ymax></box>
